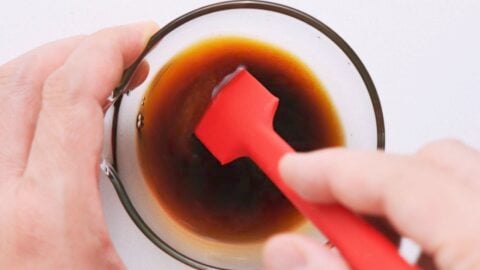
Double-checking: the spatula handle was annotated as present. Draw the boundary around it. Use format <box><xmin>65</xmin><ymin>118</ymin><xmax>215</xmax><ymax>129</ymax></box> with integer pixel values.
<box><xmin>246</xmin><ymin>123</ymin><xmax>418</xmax><ymax>270</ymax></box>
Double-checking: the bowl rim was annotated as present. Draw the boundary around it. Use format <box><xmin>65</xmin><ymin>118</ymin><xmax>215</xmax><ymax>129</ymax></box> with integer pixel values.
<box><xmin>106</xmin><ymin>1</ymin><xmax>385</xmax><ymax>269</ymax></box>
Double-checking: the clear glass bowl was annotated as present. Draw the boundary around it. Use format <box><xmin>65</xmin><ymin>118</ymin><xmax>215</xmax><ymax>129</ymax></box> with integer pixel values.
<box><xmin>103</xmin><ymin>1</ymin><xmax>388</xmax><ymax>269</ymax></box>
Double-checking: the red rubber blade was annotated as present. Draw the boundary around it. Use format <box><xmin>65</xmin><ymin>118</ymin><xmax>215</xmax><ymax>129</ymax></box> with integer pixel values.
<box><xmin>195</xmin><ymin>68</ymin><xmax>279</xmax><ymax>164</ymax></box>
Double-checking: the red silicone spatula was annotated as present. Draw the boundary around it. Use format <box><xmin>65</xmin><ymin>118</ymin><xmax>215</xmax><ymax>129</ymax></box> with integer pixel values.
<box><xmin>195</xmin><ymin>68</ymin><xmax>418</xmax><ymax>270</ymax></box>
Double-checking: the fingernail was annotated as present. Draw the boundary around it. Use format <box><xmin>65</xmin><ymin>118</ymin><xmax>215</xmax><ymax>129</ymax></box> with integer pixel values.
<box><xmin>264</xmin><ymin>236</ymin><xmax>307</xmax><ymax>270</ymax></box>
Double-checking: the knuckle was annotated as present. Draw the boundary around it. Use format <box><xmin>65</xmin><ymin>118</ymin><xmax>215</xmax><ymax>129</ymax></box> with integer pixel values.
<box><xmin>42</xmin><ymin>71</ymin><xmax>103</xmax><ymax>145</ymax></box>
<box><xmin>57</xmin><ymin>100</ymin><xmax>99</xmax><ymax>138</ymax></box>
<box><xmin>43</xmin><ymin>70</ymin><xmax>102</xmax><ymax>115</ymax></box>
<box><xmin>42</xmin><ymin>70</ymin><xmax>71</xmax><ymax>106</ymax></box>
<box><xmin>72</xmin><ymin>99</ymin><xmax>102</xmax><ymax>126</ymax></box>
<box><xmin>62</xmin><ymin>100</ymin><xmax>102</xmax><ymax>146</ymax></box>
<box><xmin>0</xmin><ymin>64</ymin><xmax>13</xmax><ymax>87</ymax></box>
<box><xmin>0</xmin><ymin>53</ymin><xmax>43</xmax><ymax>90</ymax></box>
<box><xmin>0</xmin><ymin>62</ymin><xmax>25</xmax><ymax>94</ymax></box>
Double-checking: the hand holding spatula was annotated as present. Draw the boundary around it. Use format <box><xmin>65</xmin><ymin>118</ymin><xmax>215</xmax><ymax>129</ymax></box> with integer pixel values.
<box><xmin>195</xmin><ymin>68</ymin><xmax>418</xmax><ymax>270</ymax></box>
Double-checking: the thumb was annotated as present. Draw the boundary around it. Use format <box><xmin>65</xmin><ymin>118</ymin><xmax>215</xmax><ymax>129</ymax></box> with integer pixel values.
<box><xmin>263</xmin><ymin>234</ymin><xmax>350</xmax><ymax>270</ymax></box>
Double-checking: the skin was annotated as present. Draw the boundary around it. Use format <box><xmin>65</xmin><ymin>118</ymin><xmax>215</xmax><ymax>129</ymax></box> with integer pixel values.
<box><xmin>263</xmin><ymin>142</ymin><xmax>480</xmax><ymax>270</ymax></box>
<box><xmin>0</xmin><ymin>23</ymin><xmax>478</xmax><ymax>270</ymax></box>
<box><xmin>0</xmin><ymin>22</ymin><xmax>158</xmax><ymax>269</ymax></box>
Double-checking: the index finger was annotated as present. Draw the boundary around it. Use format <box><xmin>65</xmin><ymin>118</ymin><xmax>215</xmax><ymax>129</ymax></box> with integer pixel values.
<box><xmin>24</xmin><ymin>22</ymin><xmax>158</xmax><ymax>192</ymax></box>
<box><xmin>279</xmin><ymin>149</ymin><xmax>480</xmax><ymax>256</ymax></box>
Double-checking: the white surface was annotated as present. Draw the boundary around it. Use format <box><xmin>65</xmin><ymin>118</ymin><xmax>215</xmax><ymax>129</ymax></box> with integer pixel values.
<box><xmin>1</xmin><ymin>1</ymin><xmax>480</xmax><ymax>269</ymax></box>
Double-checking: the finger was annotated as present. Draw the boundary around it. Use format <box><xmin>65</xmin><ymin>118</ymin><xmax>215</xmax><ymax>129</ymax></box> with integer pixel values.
<box><xmin>263</xmin><ymin>234</ymin><xmax>350</xmax><ymax>270</ymax></box>
<box><xmin>279</xmin><ymin>149</ymin><xmax>480</xmax><ymax>254</ymax></box>
<box><xmin>280</xmin><ymin>149</ymin><xmax>422</xmax><ymax>208</ymax></box>
<box><xmin>0</xmin><ymin>36</ymin><xmax>85</xmax><ymax>178</ymax></box>
<box><xmin>417</xmin><ymin>139</ymin><xmax>480</xmax><ymax>187</ymax></box>
<box><xmin>125</xmin><ymin>60</ymin><xmax>150</xmax><ymax>92</ymax></box>
<box><xmin>24</xmin><ymin>22</ymin><xmax>158</xmax><ymax>191</ymax></box>
<box><xmin>417</xmin><ymin>139</ymin><xmax>480</xmax><ymax>166</ymax></box>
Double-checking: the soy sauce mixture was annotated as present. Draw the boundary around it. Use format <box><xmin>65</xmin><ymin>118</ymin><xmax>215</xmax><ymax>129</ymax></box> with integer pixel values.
<box><xmin>137</xmin><ymin>37</ymin><xmax>344</xmax><ymax>242</ymax></box>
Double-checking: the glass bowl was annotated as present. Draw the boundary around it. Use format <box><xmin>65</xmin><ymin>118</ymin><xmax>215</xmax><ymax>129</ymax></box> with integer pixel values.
<box><xmin>102</xmin><ymin>1</ymin><xmax>388</xmax><ymax>269</ymax></box>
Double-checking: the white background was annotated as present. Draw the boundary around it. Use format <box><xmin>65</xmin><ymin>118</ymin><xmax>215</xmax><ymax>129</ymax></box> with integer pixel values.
<box><xmin>1</xmin><ymin>1</ymin><xmax>479</xmax><ymax>269</ymax></box>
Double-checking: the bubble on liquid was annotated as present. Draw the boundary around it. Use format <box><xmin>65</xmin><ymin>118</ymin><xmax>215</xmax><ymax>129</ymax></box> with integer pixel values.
<box><xmin>141</xmin><ymin>97</ymin><xmax>145</xmax><ymax>106</ymax></box>
<box><xmin>137</xmin><ymin>113</ymin><xmax>144</xmax><ymax>129</ymax></box>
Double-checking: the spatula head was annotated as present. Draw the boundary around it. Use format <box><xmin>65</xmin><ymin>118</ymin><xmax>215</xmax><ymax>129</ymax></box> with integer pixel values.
<box><xmin>195</xmin><ymin>68</ymin><xmax>279</xmax><ymax>165</ymax></box>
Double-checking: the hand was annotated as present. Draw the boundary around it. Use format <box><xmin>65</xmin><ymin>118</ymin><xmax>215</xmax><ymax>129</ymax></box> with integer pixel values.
<box><xmin>263</xmin><ymin>140</ymin><xmax>480</xmax><ymax>270</ymax></box>
<box><xmin>0</xmin><ymin>22</ymin><xmax>158</xmax><ymax>269</ymax></box>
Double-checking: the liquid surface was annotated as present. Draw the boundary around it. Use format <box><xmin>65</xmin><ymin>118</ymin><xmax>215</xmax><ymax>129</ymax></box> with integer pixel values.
<box><xmin>137</xmin><ymin>37</ymin><xmax>344</xmax><ymax>242</ymax></box>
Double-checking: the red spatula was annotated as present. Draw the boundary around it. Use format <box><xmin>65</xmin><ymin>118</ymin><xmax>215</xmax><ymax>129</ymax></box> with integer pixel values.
<box><xmin>195</xmin><ymin>68</ymin><xmax>417</xmax><ymax>270</ymax></box>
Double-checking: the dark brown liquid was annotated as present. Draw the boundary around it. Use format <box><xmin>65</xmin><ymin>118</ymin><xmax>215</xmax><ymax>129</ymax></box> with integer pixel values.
<box><xmin>137</xmin><ymin>37</ymin><xmax>344</xmax><ymax>242</ymax></box>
